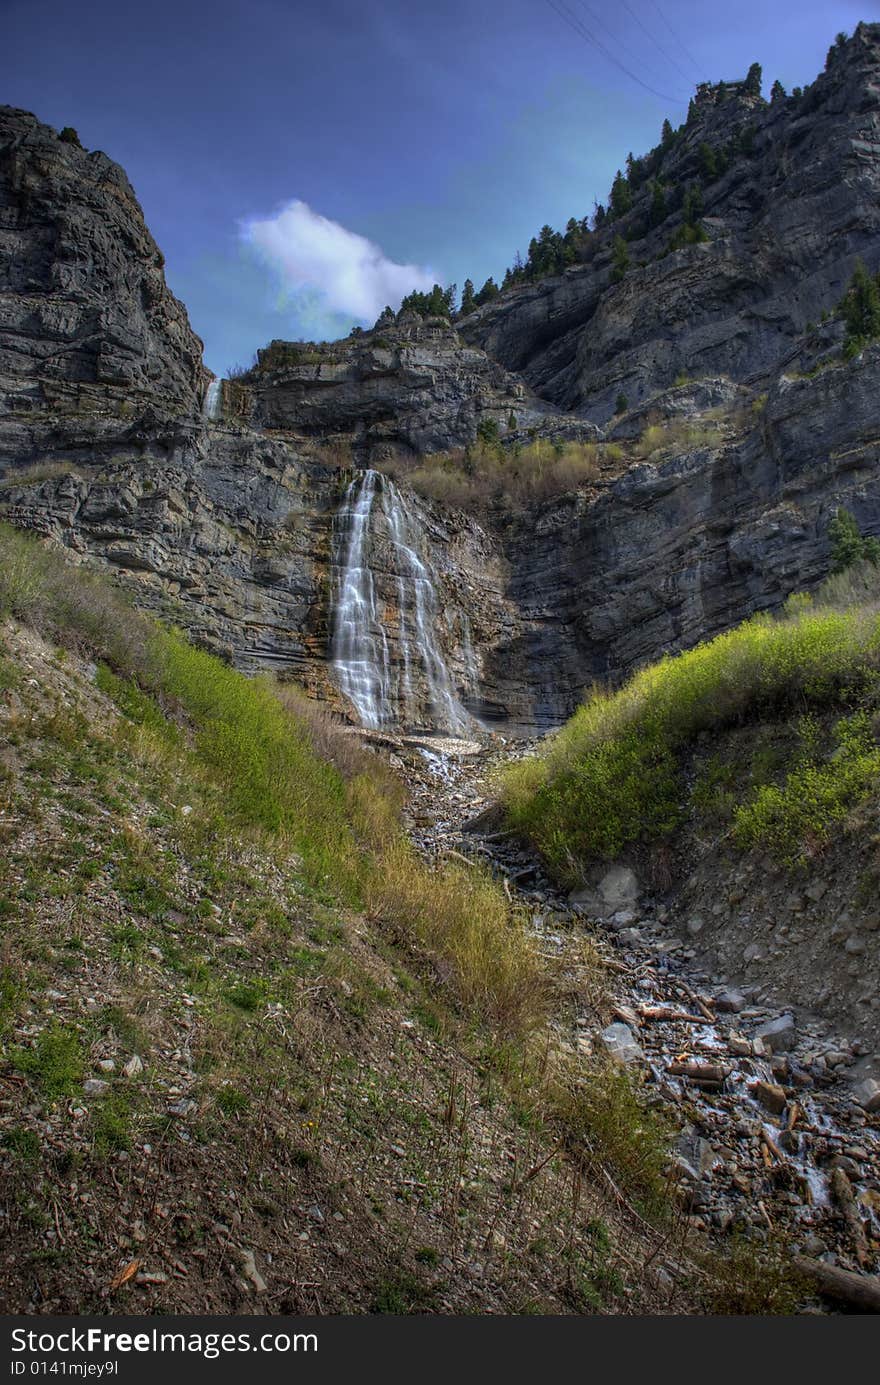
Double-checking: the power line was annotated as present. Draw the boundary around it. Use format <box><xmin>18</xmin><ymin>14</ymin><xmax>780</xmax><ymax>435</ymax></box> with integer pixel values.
<box><xmin>615</xmin><ymin>0</ymin><xmax>698</xmax><ymax>87</ymax></box>
<box><xmin>544</xmin><ymin>0</ymin><xmax>686</xmax><ymax>104</ymax></box>
<box><xmin>647</xmin><ymin>0</ymin><xmax>705</xmax><ymax>80</ymax></box>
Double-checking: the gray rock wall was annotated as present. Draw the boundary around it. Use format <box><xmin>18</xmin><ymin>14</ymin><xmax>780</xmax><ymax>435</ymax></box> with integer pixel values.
<box><xmin>460</xmin><ymin>23</ymin><xmax>880</xmax><ymax>424</ymax></box>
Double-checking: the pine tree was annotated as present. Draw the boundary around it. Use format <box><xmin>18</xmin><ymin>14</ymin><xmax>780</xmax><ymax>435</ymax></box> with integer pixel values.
<box><xmin>770</xmin><ymin>79</ymin><xmax>787</xmax><ymax>102</ymax></box>
<box><xmin>661</xmin><ymin>118</ymin><xmax>674</xmax><ymax>148</ymax></box>
<box><xmin>829</xmin><ymin>508</ymin><xmax>880</xmax><ymax>572</ymax></box>
<box><xmin>698</xmin><ymin>142</ymin><xmax>718</xmax><ymax>180</ymax></box>
<box><xmin>649</xmin><ymin>180</ymin><xmax>666</xmax><ymax>228</ymax></box>
<box><xmin>611</xmin><ymin>234</ymin><xmax>630</xmax><ymax>283</ymax></box>
<box><xmin>474</xmin><ymin>276</ymin><xmax>500</xmax><ymax>307</ymax></box>
<box><xmin>826</xmin><ymin>32</ymin><xmax>848</xmax><ymax>69</ymax></box>
<box><xmin>609</xmin><ymin>170</ymin><xmax>633</xmax><ymax>219</ymax></box>
<box><xmin>683</xmin><ymin>184</ymin><xmax>704</xmax><ymax>226</ymax></box>
<box><xmin>460</xmin><ymin>279</ymin><xmax>476</xmax><ymax>315</ymax></box>
<box><xmin>744</xmin><ymin>62</ymin><xmax>763</xmax><ymax>97</ymax></box>
<box><xmin>840</xmin><ymin>259</ymin><xmax>880</xmax><ymax>343</ymax></box>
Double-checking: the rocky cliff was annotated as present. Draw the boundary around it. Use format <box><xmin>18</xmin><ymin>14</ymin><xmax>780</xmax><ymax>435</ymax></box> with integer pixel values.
<box><xmin>460</xmin><ymin>22</ymin><xmax>880</xmax><ymax>424</ymax></box>
<box><xmin>2</xmin><ymin>26</ymin><xmax>880</xmax><ymax>733</ymax></box>
<box><xmin>0</xmin><ymin>106</ymin><xmax>207</xmax><ymax>475</ymax></box>
<box><xmin>236</xmin><ymin>316</ymin><xmax>586</xmax><ymax>461</ymax></box>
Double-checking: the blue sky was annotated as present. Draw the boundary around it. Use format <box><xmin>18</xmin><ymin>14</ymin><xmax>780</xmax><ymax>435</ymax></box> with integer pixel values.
<box><xmin>3</xmin><ymin>0</ymin><xmax>871</xmax><ymax>373</ymax></box>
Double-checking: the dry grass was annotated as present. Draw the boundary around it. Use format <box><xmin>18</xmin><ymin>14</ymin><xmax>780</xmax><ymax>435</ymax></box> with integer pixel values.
<box><xmin>367</xmin><ymin>841</ymin><xmax>550</xmax><ymax>1042</ymax></box>
<box><xmin>0</xmin><ymin>463</ymin><xmax>78</xmax><ymax>489</ymax></box>
<box><xmin>631</xmin><ymin>418</ymin><xmax>720</xmax><ymax>460</ymax></box>
<box><xmin>383</xmin><ymin>438</ymin><xmax>602</xmax><ymax>515</ymax></box>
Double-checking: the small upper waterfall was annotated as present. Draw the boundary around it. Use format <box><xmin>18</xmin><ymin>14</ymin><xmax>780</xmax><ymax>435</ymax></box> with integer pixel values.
<box><xmin>203</xmin><ymin>378</ymin><xmax>222</xmax><ymax>420</ymax></box>
<box><xmin>331</xmin><ymin>469</ymin><xmax>474</xmax><ymax>733</ymax></box>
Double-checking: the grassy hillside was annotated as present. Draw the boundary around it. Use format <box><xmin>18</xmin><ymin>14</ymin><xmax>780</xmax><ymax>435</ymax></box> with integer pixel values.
<box><xmin>500</xmin><ymin>560</ymin><xmax>880</xmax><ymax>882</ymax></box>
<box><xmin>1</xmin><ymin>522</ymin><xmax>706</xmax><ymax>1315</ymax></box>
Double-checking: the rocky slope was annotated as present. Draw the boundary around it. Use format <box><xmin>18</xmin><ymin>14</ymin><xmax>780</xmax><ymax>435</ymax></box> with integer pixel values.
<box><xmin>460</xmin><ymin>22</ymin><xmax>880</xmax><ymax>423</ymax></box>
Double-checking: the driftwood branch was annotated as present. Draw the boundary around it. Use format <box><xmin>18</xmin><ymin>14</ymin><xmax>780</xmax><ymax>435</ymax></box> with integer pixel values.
<box><xmin>794</xmin><ymin>1257</ymin><xmax>880</xmax><ymax>1313</ymax></box>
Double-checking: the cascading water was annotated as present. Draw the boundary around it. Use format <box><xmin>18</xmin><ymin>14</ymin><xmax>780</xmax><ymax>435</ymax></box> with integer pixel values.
<box><xmin>331</xmin><ymin>469</ymin><xmax>474</xmax><ymax>733</ymax></box>
<box><xmin>331</xmin><ymin>470</ymin><xmax>391</xmax><ymax>729</ymax></box>
<box><xmin>203</xmin><ymin>379</ymin><xmax>222</xmax><ymax>420</ymax></box>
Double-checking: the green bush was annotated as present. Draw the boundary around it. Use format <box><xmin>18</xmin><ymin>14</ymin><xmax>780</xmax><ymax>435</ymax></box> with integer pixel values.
<box><xmin>500</xmin><ymin>601</ymin><xmax>880</xmax><ymax>880</ymax></box>
<box><xmin>734</xmin><ymin>711</ymin><xmax>880</xmax><ymax>863</ymax></box>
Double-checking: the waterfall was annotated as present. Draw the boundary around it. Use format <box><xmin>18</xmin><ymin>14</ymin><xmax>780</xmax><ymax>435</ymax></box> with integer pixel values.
<box><xmin>331</xmin><ymin>469</ymin><xmax>471</xmax><ymax>733</ymax></box>
<box><xmin>203</xmin><ymin>379</ymin><xmax>222</xmax><ymax>420</ymax></box>
<box><xmin>331</xmin><ymin>471</ymin><xmax>391</xmax><ymax>729</ymax></box>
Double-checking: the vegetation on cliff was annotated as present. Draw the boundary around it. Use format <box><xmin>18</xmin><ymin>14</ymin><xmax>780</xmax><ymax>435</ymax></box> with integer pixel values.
<box><xmin>500</xmin><ymin>539</ymin><xmax>880</xmax><ymax>880</ymax></box>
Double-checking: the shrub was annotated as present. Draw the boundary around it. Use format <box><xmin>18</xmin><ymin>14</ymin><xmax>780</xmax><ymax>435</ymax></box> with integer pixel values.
<box><xmin>476</xmin><ymin>417</ymin><xmax>500</xmax><ymax>447</ymax></box>
<box><xmin>499</xmin><ymin>602</ymin><xmax>880</xmax><ymax>880</ymax></box>
<box><xmin>733</xmin><ymin>711</ymin><xmax>880</xmax><ymax>863</ymax></box>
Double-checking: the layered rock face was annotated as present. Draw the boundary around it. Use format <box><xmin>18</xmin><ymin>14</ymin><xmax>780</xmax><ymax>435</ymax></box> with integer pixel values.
<box><xmin>499</xmin><ymin>348</ymin><xmax>880</xmax><ymax>725</ymax></box>
<box><xmin>3</xmin><ymin>27</ymin><xmax>880</xmax><ymax>734</ymax></box>
<box><xmin>0</xmin><ymin>106</ymin><xmax>207</xmax><ymax>477</ymax></box>
<box><xmin>460</xmin><ymin>23</ymin><xmax>880</xmax><ymax>424</ymax></box>
<box><xmin>0</xmin><ymin>426</ymin><xmax>518</xmax><ymax>729</ymax></box>
<box><xmin>234</xmin><ymin>316</ymin><xmax>593</xmax><ymax>461</ymax></box>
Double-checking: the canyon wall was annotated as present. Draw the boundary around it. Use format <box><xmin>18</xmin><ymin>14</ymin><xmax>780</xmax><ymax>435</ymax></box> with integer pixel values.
<box><xmin>3</xmin><ymin>28</ymin><xmax>880</xmax><ymax>733</ymax></box>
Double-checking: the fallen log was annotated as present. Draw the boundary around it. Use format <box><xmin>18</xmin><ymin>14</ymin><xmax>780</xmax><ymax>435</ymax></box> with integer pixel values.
<box><xmin>667</xmin><ymin>1059</ymin><xmax>729</xmax><ymax>1084</ymax></box>
<box><xmin>637</xmin><ymin>1005</ymin><xmax>705</xmax><ymax>1024</ymax></box>
<box><xmin>831</xmin><ymin>1167</ymin><xmax>871</xmax><ymax>1268</ymax></box>
<box><xmin>794</xmin><ymin>1257</ymin><xmax>880</xmax><ymax>1313</ymax></box>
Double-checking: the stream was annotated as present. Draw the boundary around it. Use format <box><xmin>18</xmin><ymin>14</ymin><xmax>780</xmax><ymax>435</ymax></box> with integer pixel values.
<box><xmin>383</xmin><ymin>731</ymin><xmax>880</xmax><ymax>1280</ymax></box>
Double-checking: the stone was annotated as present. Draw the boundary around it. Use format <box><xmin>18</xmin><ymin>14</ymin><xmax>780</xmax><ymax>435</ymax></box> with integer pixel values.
<box><xmin>240</xmin><ymin>1250</ymin><xmax>267</xmax><ymax>1293</ymax></box>
<box><xmin>597</xmin><ymin>866</ymin><xmax>639</xmax><ymax>911</ymax></box>
<box><xmin>715</xmin><ymin>988</ymin><xmax>746</xmax><ymax>1013</ymax></box>
<box><xmin>750</xmin><ymin>1080</ymin><xmax>787</xmax><ymax>1116</ymax></box>
<box><xmin>83</xmin><ymin>1079</ymin><xmax>109</xmax><ymax>1096</ymax></box>
<box><xmin>123</xmin><ymin>1055</ymin><xmax>144</xmax><ymax>1078</ymax></box>
<box><xmin>851</xmin><ymin>1078</ymin><xmax>880</xmax><ymax>1113</ymax></box>
<box><xmin>675</xmin><ymin>1132</ymin><xmax>719</xmax><ymax>1181</ymax></box>
<box><xmin>778</xmin><ymin>1129</ymin><xmax>800</xmax><ymax>1155</ymax></box>
<box><xmin>754</xmin><ymin>1014</ymin><xmax>797</xmax><ymax>1053</ymax></box>
<box><xmin>609</xmin><ymin>909</ymin><xmax>637</xmax><ymax>928</ymax></box>
<box><xmin>167</xmin><ymin>1098</ymin><xmax>195</xmax><ymax>1117</ymax></box>
<box><xmin>599</xmin><ymin>1022</ymin><xmax>645</xmax><ymax>1066</ymax></box>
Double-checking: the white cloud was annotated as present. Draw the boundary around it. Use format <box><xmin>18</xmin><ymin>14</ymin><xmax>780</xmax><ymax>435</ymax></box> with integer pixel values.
<box><xmin>241</xmin><ymin>200</ymin><xmax>436</xmax><ymax>324</ymax></box>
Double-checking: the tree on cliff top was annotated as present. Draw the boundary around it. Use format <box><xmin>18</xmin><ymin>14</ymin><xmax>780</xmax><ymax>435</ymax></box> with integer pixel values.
<box><xmin>400</xmin><ymin>283</ymin><xmax>456</xmax><ymax>319</ymax></box>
